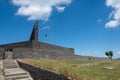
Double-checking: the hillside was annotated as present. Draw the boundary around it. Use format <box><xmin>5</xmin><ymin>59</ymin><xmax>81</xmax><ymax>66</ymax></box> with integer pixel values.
<box><xmin>19</xmin><ymin>59</ymin><xmax>120</xmax><ymax>80</ymax></box>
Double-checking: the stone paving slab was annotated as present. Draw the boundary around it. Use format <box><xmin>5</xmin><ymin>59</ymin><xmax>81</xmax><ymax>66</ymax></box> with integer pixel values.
<box><xmin>17</xmin><ymin>79</ymin><xmax>31</xmax><ymax>80</ymax></box>
<box><xmin>4</xmin><ymin>68</ymin><xmax>26</xmax><ymax>75</ymax></box>
<box><xmin>1</xmin><ymin>59</ymin><xmax>33</xmax><ymax>80</ymax></box>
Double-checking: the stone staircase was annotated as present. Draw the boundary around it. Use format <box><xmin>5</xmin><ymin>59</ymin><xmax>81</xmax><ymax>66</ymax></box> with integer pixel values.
<box><xmin>2</xmin><ymin>59</ymin><xmax>33</xmax><ymax>80</ymax></box>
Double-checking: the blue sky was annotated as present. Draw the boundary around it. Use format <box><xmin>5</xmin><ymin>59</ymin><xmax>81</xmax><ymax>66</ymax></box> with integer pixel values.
<box><xmin>0</xmin><ymin>0</ymin><xmax>120</xmax><ymax>58</ymax></box>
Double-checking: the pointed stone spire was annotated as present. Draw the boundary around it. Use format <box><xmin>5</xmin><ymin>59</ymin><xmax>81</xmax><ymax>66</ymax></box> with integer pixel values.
<box><xmin>30</xmin><ymin>20</ymin><xmax>39</xmax><ymax>41</ymax></box>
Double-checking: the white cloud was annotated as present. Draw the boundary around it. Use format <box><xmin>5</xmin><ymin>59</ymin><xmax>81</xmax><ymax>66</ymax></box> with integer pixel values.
<box><xmin>41</xmin><ymin>26</ymin><xmax>49</xmax><ymax>30</ymax></box>
<box><xmin>105</xmin><ymin>20</ymin><xmax>119</xmax><ymax>28</ymax></box>
<box><xmin>108</xmin><ymin>11</ymin><xmax>115</xmax><ymax>19</ymax></box>
<box><xmin>56</xmin><ymin>6</ymin><xmax>66</xmax><ymax>12</ymax></box>
<box><xmin>105</xmin><ymin>0</ymin><xmax>120</xmax><ymax>28</ymax></box>
<box><xmin>12</xmin><ymin>0</ymin><xmax>72</xmax><ymax>21</ymax></box>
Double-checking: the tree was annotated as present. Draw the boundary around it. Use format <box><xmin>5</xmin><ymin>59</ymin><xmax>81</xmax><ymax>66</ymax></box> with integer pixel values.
<box><xmin>105</xmin><ymin>52</ymin><xmax>109</xmax><ymax>58</ymax></box>
<box><xmin>109</xmin><ymin>51</ymin><xmax>113</xmax><ymax>60</ymax></box>
<box><xmin>105</xmin><ymin>51</ymin><xmax>113</xmax><ymax>60</ymax></box>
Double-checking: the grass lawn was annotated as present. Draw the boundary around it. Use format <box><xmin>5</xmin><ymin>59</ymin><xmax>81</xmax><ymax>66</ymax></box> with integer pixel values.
<box><xmin>18</xmin><ymin>59</ymin><xmax>120</xmax><ymax>80</ymax></box>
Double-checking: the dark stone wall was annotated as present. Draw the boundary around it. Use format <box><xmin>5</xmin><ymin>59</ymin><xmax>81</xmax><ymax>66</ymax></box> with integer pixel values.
<box><xmin>0</xmin><ymin>48</ymin><xmax>4</xmax><ymax>59</ymax></box>
<box><xmin>0</xmin><ymin>41</ymin><xmax>33</xmax><ymax>50</ymax></box>
<box><xmin>0</xmin><ymin>40</ymin><xmax>74</xmax><ymax>59</ymax></box>
<box><xmin>0</xmin><ymin>40</ymin><xmax>108</xmax><ymax>61</ymax></box>
<box><xmin>38</xmin><ymin>42</ymin><xmax>74</xmax><ymax>56</ymax></box>
<box><xmin>17</xmin><ymin>61</ymin><xmax>71</xmax><ymax>80</ymax></box>
<box><xmin>12</xmin><ymin>48</ymin><xmax>74</xmax><ymax>59</ymax></box>
<box><xmin>12</xmin><ymin>48</ymin><xmax>108</xmax><ymax>61</ymax></box>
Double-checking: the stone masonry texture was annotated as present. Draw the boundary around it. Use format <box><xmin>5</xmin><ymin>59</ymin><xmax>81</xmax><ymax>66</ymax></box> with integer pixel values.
<box><xmin>0</xmin><ymin>48</ymin><xmax>4</xmax><ymax>59</ymax></box>
<box><xmin>17</xmin><ymin>61</ymin><xmax>71</xmax><ymax>80</ymax></box>
<box><xmin>0</xmin><ymin>21</ymin><xmax>74</xmax><ymax>59</ymax></box>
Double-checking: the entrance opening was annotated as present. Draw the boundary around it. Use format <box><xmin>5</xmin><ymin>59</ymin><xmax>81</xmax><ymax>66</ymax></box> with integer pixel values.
<box><xmin>9</xmin><ymin>49</ymin><xmax>13</xmax><ymax>51</ymax></box>
<box><xmin>5</xmin><ymin>49</ymin><xmax>13</xmax><ymax>52</ymax></box>
<box><xmin>4</xmin><ymin>49</ymin><xmax>13</xmax><ymax>59</ymax></box>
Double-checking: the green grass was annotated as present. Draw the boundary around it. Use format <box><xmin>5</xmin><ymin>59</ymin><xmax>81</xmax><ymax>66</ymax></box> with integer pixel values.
<box><xmin>19</xmin><ymin>59</ymin><xmax>120</xmax><ymax>80</ymax></box>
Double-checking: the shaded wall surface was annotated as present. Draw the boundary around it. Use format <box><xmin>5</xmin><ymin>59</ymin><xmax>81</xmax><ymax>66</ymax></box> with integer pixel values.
<box><xmin>18</xmin><ymin>61</ymin><xmax>70</xmax><ymax>80</ymax></box>
<box><xmin>38</xmin><ymin>42</ymin><xmax>74</xmax><ymax>55</ymax></box>
<box><xmin>12</xmin><ymin>48</ymin><xmax>74</xmax><ymax>59</ymax></box>
<box><xmin>12</xmin><ymin>48</ymin><xmax>108</xmax><ymax>61</ymax></box>
<box><xmin>0</xmin><ymin>40</ymin><xmax>74</xmax><ymax>59</ymax></box>
<box><xmin>0</xmin><ymin>41</ymin><xmax>33</xmax><ymax>50</ymax></box>
<box><xmin>0</xmin><ymin>48</ymin><xmax>4</xmax><ymax>59</ymax></box>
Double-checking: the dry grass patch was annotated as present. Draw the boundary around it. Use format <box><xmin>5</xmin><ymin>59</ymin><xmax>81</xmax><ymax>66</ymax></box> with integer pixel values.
<box><xmin>18</xmin><ymin>59</ymin><xmax>120</xmax><ymax>80</ymax></box>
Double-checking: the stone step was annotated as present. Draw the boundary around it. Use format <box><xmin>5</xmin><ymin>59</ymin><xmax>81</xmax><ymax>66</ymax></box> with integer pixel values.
<box><xmin>5</xmin><ymin>73</ymin><xmax>29</xmax><ymax>79</ymax></box>
<box><xmin>5</xmin><ymin>68</ymin><xmax>30</xmax><ymax>75</ymax></box>
<box><xmin>5</xmin><ymin>69</ymin><xmax>33</xmax><ymax>80</ymax></box>
<box><xmin>5</xmin><ymin>68</ymin><xmax>27</xmax><ymax>76</ymax></box>
<box><xmin>16</xmin><ymin>78</ymin><xmax>33</xmax><ymax>80</ymax></box>
<box><xmin>3</xmin><ymin>60</ymin><xmax>19</xmax><ymax>69</ymax></box>
<box><xmin>5</xmin><ymin>75</ymin><xmax>29</xmax><ymax>80</ymax></box>
<box><xmin>5</xmin><ymin>72</ymin><xmax>27</xmax><ymax>77</ymax></box>
<box><xmin>3</xmin><ymin>62</ymin><xmax>16</xmax><ymax>64</ymax></box>
<box><xmin>3</xmin><ymin>61</ymin><xmax>16</xmax><ymax>63</ymax></box>
<box><xmin>3</xmin><ymin>60</ymin><xmax>16</xmax><ymax>64</ymax></box>
<box><xmin>2</xmin><ymin>60</ymin><xmax>33</xmax><ymax>80</ymax></box>
<box><xmin>3</xmin><ymin>65</ymin><xmax>18</xmax><ymax>69</ymax></box>
<box><xmin>3</xmin><ymin>63</ymin><xmax>17</xmax><ymax>66</ymax></box>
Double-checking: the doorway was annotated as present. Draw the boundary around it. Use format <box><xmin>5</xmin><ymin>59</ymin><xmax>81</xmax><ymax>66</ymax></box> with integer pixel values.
<box><xmin>4</xmin><ymin>49</ymin><xmax>13</xmax><ymax>59</ymax></box>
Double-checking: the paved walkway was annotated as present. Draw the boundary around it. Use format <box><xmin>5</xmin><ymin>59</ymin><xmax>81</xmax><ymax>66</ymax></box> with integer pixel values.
<box><xmin>0</xmin><ymin>59</ymin><xmax>33</xmax><ymax>80</ymax></box>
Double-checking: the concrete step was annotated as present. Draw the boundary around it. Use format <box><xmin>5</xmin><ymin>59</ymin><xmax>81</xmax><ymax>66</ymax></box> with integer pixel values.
<box><xmin>16</xmin><ymin>78</ymin><xmax>33</xmax><ymax>80</ymax></box>
<box><xmin>5</xmin><ymin>75</ymin><xmax>29</xmax><ymax>80</ymax></box>
<box><xmin>3</xmin><ymin>60</ymin><xmax>19</xmax><ymax>69</ymax></box>
<box><xmin>5</xmin><ymin>72</ymin><xmax>27</xmax><ymax>77</ymax></box>
<box><xmin>5</xmin><ymin>68</ymin><xmax>27</xmax><ymax>77</ymax></box>
<box><xmin>3</xmin><ymin>65</ymin><xmax>18</xmax><ymax>69</ymax></box>
<box><xmin>2</xmin><ymin>60</ymin><xmax>33</xmax><ymax>80</ymax></box>
<box><xmin>4</xmin><ymin>68</ymin><xmax>33</xmax><ymax>80</ymax></box>
<box><xmin>3</xmin><ymin>60</ymin><xmax>16</xmax><ymax>65</ymax></box>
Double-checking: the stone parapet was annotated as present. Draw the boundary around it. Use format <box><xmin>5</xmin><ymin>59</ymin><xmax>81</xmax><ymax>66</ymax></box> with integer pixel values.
<box><xmin>17</xmin><ymin>61</ymin><xmax>71</xmax><ymax>80</ymax></box>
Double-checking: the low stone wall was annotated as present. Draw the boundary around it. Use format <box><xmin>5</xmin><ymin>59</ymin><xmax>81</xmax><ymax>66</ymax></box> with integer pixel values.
<box><xmin>0</xmin><ymin>48</ymin><xmax>4</xmax><ymax>59</ymax></box>
<box><xmin>17</xmin><ymin>61</ymin><xmax>71</xmax><ymax>80</ymax></box>
<box><xmin>12</xmin><ymin>48</ymin><xmax>108</xmax><ymax>61</ymax></box>
<box><xmin>63</xmin><ymin>55</ymin><xmax>108</xmax><ymax>61</ymax></box>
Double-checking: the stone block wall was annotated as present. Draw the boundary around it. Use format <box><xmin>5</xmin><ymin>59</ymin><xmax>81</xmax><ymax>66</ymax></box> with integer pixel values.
<box><xmin>12</xmin><ymin>48</ymin><xmax>108</xmax><ymax>61</ymax></box>
<box><xmin>0</xmin><ymin>40</ymin><xmax>74</xmax><ymax>59</ymax></box>
<box><xmin>0</xmin><ymin>48</ymin><xmax>4</xmax><ymax>59</ymax></box>
<box><xmin>39</xmin><ymin>42</ymin><xmax>74</xmax><ymax>55</ymax></box>
<box><xmin>0</xmin><ymin>41</ymin><xmax>33</xmax><ymax>50</ymax></box>
<box><xmin>12</xmin><ymin>48</ymin><xmax>73</xmax><ymax>59</ymax></box>
<box><xmin>12</xmin><ymin>48</ymin><xmax>42</xmax><ymax>58</ymax></box>
<box><xmin>0</xmin><ymin>41</ymin><xmax>108</xmax><ymax>61</ymax></box>
<box><xmin>11</xmin><ymin>41</ymin><xmax>74</xmax><ymax>59</ymax></box>
<box><xmin>17</xmin><ymin>61</ymin><xmax>71</xmax><ymax>80</ymax></box>
<box><xmin>66</xmin><ymin>55</ymin><xmax>109</xmax><ymax>61</ymax></box>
